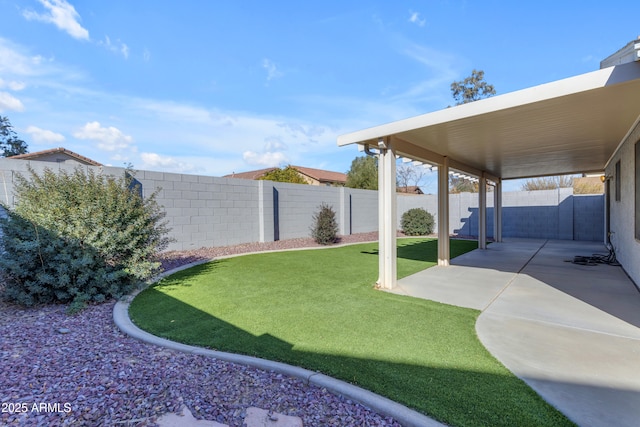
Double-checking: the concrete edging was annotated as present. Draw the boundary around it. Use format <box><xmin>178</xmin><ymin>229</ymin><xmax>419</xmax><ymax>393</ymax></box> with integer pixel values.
<box><xmin>112</xmin><ymin>251</ymin><xmax>444</xmax><ymax>427</ymax></box>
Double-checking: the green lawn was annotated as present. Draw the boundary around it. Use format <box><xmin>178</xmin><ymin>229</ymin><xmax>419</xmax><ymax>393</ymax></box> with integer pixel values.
<box><xmin>130</xmin><ymin>238</ymin><xmax>574</xmax><ymax>427</ymax></box>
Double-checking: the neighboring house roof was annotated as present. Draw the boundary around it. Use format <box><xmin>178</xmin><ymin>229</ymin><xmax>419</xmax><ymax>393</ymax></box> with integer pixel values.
<box><xmin>397</xmin><ymin>186</ymin><xmax>424</xmax><ymax>194</ymax></box>
<box><xmin>292</xmin><ymin>166</ymin><xmax>347</xmax><ymax>184</ymax></box>
<box><xmin>223</xmin><ymin>167</ymin><xmax>278</xmax><ymax>180</ymax></box>
<box><xmin>9</xmin><ymin>147</ymin><xmax>103</xmax><ymax>166</ymax></box>
<box><xmin>224</xmin><ymin>165</ymin><xmax>347</xmax><ymax>184</ymax></box>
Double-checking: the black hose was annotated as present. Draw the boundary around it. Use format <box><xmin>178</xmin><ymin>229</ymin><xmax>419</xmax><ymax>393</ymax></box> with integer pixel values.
<box><xmin>568</xmin><ymin>244</ymin><xmax>621</xmax><ymax>266</ymax></box>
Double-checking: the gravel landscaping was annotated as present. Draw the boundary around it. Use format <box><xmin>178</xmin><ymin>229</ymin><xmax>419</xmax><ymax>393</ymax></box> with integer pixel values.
<box><xmin>1</xmin><ymin>232</ymin><xmax>404</xmax><ymax>426</ymax></box>
<box><xmin>157</xmin><ymin>231</ymin><xmax>383</xmax><ymax>272</ymax></box>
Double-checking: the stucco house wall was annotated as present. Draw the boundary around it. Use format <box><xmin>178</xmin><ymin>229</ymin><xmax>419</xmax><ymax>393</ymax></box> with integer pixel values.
<box><xmin>605</xmin><ymin>115</ymin><xmax>640</xmax><ymax>287</ymax></box>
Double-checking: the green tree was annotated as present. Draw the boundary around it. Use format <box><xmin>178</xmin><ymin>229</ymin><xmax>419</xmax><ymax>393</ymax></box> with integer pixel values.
<box><xmin>310</xmin><ymin>203</ymin><xmax>338</xmax><ymax>245</ymax></box>
<box><xmin>443</xmin><ymin>70</ymin><xmax>496</xmax><ymax>192</ymax></box>
<box><xmin>346</xmin><ymin>156</ymin><xmax>377</xmax><ymax>190</ymax></box>
<box><xmin>0</xmin><ymin>166</ymin><xmax>171</xmax><ymax>310</ymax></box>
<box><xmin>401</xmin><ymin>208</ymin><xmax>434</xmax><ymax>236</ymax></box>
<box><xmin>521</xmin><ymin>176</ymin><xmax>573</xmax><ymax>191</ymax></box>
<box><xmin>0</xmin><ymin>116</ymin><xmax>28</xmax><ymax>157</ymax></box>
<box><xmin>451</xmin><ymin>69</ymin><xmax>496</xmax><ymax>105</ymax></box>
<box><xmin>449</xmin><ymin>176</ymin><xmax>479</xmax><ymax>193</ymax></box>
<box><xmin>259</xmin><ymin>165</ymin><xmax>307</xmax><ymax>184</ymax></box>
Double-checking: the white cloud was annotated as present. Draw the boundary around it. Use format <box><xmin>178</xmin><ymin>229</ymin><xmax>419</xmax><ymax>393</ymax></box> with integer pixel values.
<box><xmin>135</xmin><ymin>99</ymin><xmax>222</xmax><ymax>124</ymax></box>
<box><xmin>143</xmin><ymin>49</ymin><xmax>151</xmax><ymax>62</ymax></box>
<box><xmin>73</xmin><ymin>121</ymin><xmax>134</xmax><ymax>152</ymax></box>
<box><xmin>264</xmin><ymin>137</ymin><xmax>287</xmax><ymax>152</ymax></box>
<box><xmin>0</xmin><ymin>92</ymin><xmax>25</xmax><ymax>112</ymax></box>
<box><xmin>25</xmin><ymin>125</ymin><xmax>65</xmax><ymax>143</ymax></box>
<box><xmin>262</xmin><ymin>58</ymin><xmax>283</xmax><ymax>81</ymax></box>
<box><xmin>0</xmin><ymin>38</ymin><xmax>49</xmax><ymax>77</ymax></box>
<box><xmin>99</xmin><ymin>36</ymin><xmax>130</xmax><ymax>59</ymax></box>
<box><xmin>0</xmin><ymin>78</ymin><xmax>26</xmax><ymax>91</ymax></box>
<box><xmin>0</xmin><ymin>38</ymin><xmax>89</xmax><ymax>105</ymax></box>
<box><xmin>23</xmin><ymin>0</ymin><xmax>89</xmax><ymax>41</ymax></box>
<box><xmin>139</xmin><ymin>152</ymin><xmax>196</xmax><ymax>173</ymax></box>
<box><xmin>278</xmin><ymin>122</ymin><xmax>325</xmax><ymax>141</ymax></box>
<box><xmin>242</xmin><ymin>150</ymin><xmax>288</xmax><ymax>167</ymax></box>
<box><xmin>409</xmin><ymin>11</ymin><xmax>426</xmax><ymax>27</ymax></box>
<box><xmin>0</xmin><ymin>77</ymin><xmax>27</xmax><ymax>112</ymax></box>
<box><xmin>391</xmin><ymin>41</ymin><xmax>459</xmax><ymax>105</ymax></box>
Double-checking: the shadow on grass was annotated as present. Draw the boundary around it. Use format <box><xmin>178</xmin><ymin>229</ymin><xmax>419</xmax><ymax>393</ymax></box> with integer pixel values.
<box><xmin>130</xmin><ymin>288</ymin><xmax>574</xmax><ymax>427</ymax></box>
<box><xmin>154</xmin><ymin>260</ymin><xmax>228</xmax><ymax>291</ymax></box>
<box><xmin>361</xmin><ymin>239</ymin><xmax>478</xmax><ymax>263</ymax></box>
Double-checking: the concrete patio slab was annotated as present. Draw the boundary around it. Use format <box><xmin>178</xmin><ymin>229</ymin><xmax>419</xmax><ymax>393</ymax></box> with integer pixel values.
<box><xmin>397</xmin><ymin>238</ymin><xmax>640</xmax><ymax>427</ymax></box>
<box><xmin>391</xmin><ymin>264</ymin><xmax>512</xmax><ymax>310</ymax></box>
<box><xmin>478</xmin><ymin>312</ymin><xmax>640</xmax><ymax>427</ymax></box>
<box><xmin>391</xmin><ymin>239</ymin><xmax>545</xmax><ymax>310</ymax></box>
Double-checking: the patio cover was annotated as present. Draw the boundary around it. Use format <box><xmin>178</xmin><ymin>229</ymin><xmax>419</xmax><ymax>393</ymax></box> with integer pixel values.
<box><xmin>337</xmin><ymin>61</ymin><xmax>640</xmax><ymax>288</ymax></box>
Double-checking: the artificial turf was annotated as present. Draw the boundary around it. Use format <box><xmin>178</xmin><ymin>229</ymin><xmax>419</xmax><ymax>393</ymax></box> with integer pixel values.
<box><xmin>129</xmin><ymin>238</ymin><xmax>574</xmax><ymax>427</ymax></box>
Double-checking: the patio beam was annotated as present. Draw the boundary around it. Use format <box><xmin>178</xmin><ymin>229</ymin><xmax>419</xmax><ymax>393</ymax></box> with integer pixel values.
<box><xmin>391</xmin><ymin>136</ymin><xmax>500</xmax><ymax>183</ymax></box>
<box><xmin>391</xmin><ymin>136</ymin><xmax>444</xmax><ymax>166</ymax></box>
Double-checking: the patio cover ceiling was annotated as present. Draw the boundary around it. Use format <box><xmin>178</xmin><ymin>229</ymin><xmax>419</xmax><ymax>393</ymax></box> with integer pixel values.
<box><xmin>338</xmin><ymin>61</ymin><xmax>640</xmax><ymax>180</ymax></box>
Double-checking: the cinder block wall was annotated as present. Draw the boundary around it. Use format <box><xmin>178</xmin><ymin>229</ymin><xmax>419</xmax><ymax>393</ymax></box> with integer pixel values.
<box><xmin>0</xmin><ymin>159</ymin><xmax>604</xmax><ymax>253</ymax></box>
<box><xmin>271</xmin><ymin>182</ymin><xmax>341</xmax><ymax>241</ymax></box>
<box><xmin>501</xmin><ymin>189</ymin><xmax>572</xmax><ymax>239</ymax></box>
<box><xmin>397</xmin><ymin>188</ymin><xmax>602</xmax><ymax>241</ymax></box>
<box><xmin>573</xmin><ymin>195</ymin><xmax>604</xmax><ymax>241</ymax></box>
<box><xmin>339</xmin><ymin>187</ymin><xmax>378</xmax><ymax>235</ymax></box>
<box><xmin>136</xmin><ymin>171</ymin><xmax>262</xmax><ymax>251</ymax></box>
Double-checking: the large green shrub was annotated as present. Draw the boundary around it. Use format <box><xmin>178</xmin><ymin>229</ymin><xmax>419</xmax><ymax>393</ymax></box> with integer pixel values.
<box><xmin>0</xmin><ymin>166</ymin><xmax>171</xmax><ymax>309</ymax></box>
<box><xmin>401</xmin><ymin>208</ymin><xmax>435</xmax><ymax>236</ymax></box>
<box><xmin>310</xmin><ymin>203</ymin><xmax>338</xmax><ymax>245</ymax></box>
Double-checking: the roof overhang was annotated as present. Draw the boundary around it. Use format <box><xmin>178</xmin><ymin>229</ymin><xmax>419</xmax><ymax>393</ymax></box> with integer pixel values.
<box><xmin>338</xmin><ymin>61</ymin><xmax>640</xmax><ymax>181</ymax></box>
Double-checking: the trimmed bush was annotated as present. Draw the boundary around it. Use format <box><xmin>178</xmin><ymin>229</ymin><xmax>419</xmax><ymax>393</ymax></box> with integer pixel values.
<box><xmin>311</xmin><ymin>203</ymin><xmax>338</xmax><ymax>245</ymax></box>
<box><xmin>401</xmin><ymin>208</ymin><xmax>435</xmax><ymax>236</ymax></box>
<box><xmin>0</xmin><ymin>166</ymin><xmax>171</xmax><ymax>309</ymax></box>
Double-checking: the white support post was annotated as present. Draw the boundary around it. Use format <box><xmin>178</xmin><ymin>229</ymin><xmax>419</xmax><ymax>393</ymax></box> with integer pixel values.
<box><xmin>438</xmin><ymin>157</ymin><xmax>450</xmax><ymax>266</ymax></box>
<box><xmin>479</xmin><ymin>173</ymin><xmax>487</xmax><ymax>249</ymax></box>
<box><xmin>494</xmin><ymin>179</ymin><xmax>503</xmax><ymax>242</ymax></box>
<box><xmin>377</xmin><ymin>139</ymin><xmax>397</xmax><ymax>289</ymax></box>
<box><xmin>377</xmin><ymin>146</ymin><xmax>386</xmax><ymax>286</ymax></box>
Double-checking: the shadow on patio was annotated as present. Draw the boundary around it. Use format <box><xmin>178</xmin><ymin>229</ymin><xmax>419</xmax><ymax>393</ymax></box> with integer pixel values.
<box><xmin>395</xmin><ymin>238</ymin><xmax>640</xmax><ymax>427</ymax></box>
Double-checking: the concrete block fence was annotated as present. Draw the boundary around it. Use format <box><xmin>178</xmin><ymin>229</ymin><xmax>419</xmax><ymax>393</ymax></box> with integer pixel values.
<box><xmin>0</xmin><ymin>159</ymin><xmax>603</xmax><ymax>251</ymax></box>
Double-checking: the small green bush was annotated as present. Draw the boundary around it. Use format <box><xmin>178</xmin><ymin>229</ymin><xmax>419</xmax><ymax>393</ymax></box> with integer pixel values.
<box><xmin>311</xmin><ymin>203</ymin><xmax>338</xmax><ymax>245</ymax></box>
<box><xmin>401</xmin><ymin>208</ymin><xmax>435</xmax><ymax>236</ymax></box>
<box><xmin>0</xmin><ymin>166</ymin><xmax>171</xmax><ymax>308</ymax></box>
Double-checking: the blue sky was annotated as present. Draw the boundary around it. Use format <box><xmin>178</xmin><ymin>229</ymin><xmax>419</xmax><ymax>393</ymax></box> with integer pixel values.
<box><xmin>0</xmin><ymin>1</ymin><xmax>637</xmax><ymax>192</ymax></box>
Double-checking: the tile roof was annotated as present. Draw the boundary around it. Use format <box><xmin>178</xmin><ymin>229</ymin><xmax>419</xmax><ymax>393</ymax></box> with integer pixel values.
<box><xmin>224</xmin><ymin>166</ymin><xmax>347</xmax><ymax>183</ymax></box>
<box><xmin>397</xmin><ymin>186</ymin><xmax>424</xmax><ymax>194</ymax></box>
<box><xmin>291</xmin><ymin>166</ymin><xmax>347</xmax><ymax>183</ymax></box>
<box><xmin>223</xmin><ymin>167</ymin><xmax>278</xmax><ymax>180</ymax></box>
<box><xmin>9</xmin><ymin>147</ymin><xmax>103</xmax><ymax>166</ymax></box>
